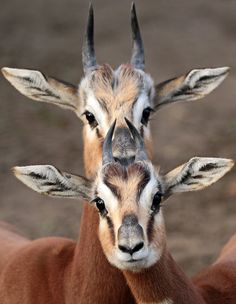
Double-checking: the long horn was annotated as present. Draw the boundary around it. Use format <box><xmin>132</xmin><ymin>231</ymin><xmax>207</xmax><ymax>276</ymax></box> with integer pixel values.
<box><xmin>103</xmin><ymin>121</ymin><xmax>116</xmax><ymax>165</ymax></box>
<box><xmin>125</xmin><ymin>118</ymin><xmax>147</xmax><ymax>161</ymax></box>
<box><xmin>130</xmin><ymin>3</ymin><xmax>145</xmax><ymax>70</ymax></box>
<box><xmin>82</xmin><ymin>3</ymin><xmax>97</xmax><ymax>74</ymax></box>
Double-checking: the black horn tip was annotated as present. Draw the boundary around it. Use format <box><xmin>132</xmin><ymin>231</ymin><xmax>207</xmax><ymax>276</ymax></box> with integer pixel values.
<box><xmin>131</xmin><ymin>3</ymin><xmax>138</xmax><ymax>39</ymax></box>
<box><xmin>88</xmin><ymin>2</ymin><xmax>94</xmax><ymax>19</ymax></box>
<box><xmin>82</xmin><ymin>2</ymin><xmax>96</xmax><ymax>74</ymax></box>
<box><xmin>130</xmin><ymin>3</ymin><xmax>145</xmax><ymax>70</ymax></box>
<box><xmin>131</xmin><ymin>2</ymin><xmax>136</xmax><ymax>15</ymax></box>
<box><xmin>102</xmin><ymin>120</ymin><xmax>117</xmax><ymax>165</ymax></box>
<box><xmin>125</xmin><ymin>117</ymin><xmax>141</xmax><ymax>142</ymax></box>
<box><xmin>109</xmin><ymin>120</ymin><xmax>117</xmax><ymax>137</ymax></box>
<box><xmin>125</xmin><ymin>117</ymin><xmax>147</xmax><ymax>161</ymax></box>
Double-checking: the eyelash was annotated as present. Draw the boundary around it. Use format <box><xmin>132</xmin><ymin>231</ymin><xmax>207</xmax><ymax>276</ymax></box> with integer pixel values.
<box><xmin>83</xmin><ymin>111</ymin><xmax>98</xmax><ymax>129</ymax></box>
<box><xmin>141</xmin><ymin>107</ymin><xmax>154</xmax><ymax>126</ymax></box>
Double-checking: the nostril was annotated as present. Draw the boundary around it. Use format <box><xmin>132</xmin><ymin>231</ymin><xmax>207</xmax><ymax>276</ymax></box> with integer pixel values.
<box><xmin>118</xmin><ymin>244</ymin><xmax>130</xmax><ymax>254</ymax></box>
<box><xmin>132</xmin><ymin>242</ymin><xmax>144</xmax><ymax>253</ymax></box>
<box><xmin>118</xmin><ymin>242</ymin><xmax>144</xmax><ymax>255</ymax></box>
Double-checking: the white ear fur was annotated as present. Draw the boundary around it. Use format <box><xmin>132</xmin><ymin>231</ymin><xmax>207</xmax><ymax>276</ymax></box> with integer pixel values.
<box><xmin>164</xmin><ymin>157</ymin><xmax>234</xmax><ymax>196</ymax></box>
<box><xmin>13</xmin><ymin>165</ymin><xmax>92</xmax><ymax>201</ymax></box>
<box><xmin>155</xmin><ymin>67</ymin><xmax>229</xmax><ymax>109</ymax></box>
<box><xmin>2</xmin><ymin>67</ymin><xmax>79</xmax><ymax>112</ymax></box>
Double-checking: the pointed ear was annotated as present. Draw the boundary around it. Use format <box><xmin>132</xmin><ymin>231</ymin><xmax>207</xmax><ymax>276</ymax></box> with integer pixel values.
<box><xmin>2</xmin><ymin>67</ymin><xmax>80</xmax><ymax>112</ymax></box>
<box><xmin>13</xmin><ymin>165</ymin><xmax>92</xmax><ymax>201</ymax></box>
<box><xmin>154</xmin><ymin>67</ymin><xmax>229</xmax><ymax>110</ymax></box>
<box><xmin>164</xmin><ymin>157</ymin><xmax>234</xmax><ymax>197</ymax></box>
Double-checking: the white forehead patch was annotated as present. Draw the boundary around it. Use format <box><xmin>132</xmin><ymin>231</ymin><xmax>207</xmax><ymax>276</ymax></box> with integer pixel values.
<box><xmin>96</xmin><ymin>180</ymin><xmax>119</xmax><ymax>211</ymax></box>
<box><xmin>86</xmin><ymin>91</ymin><xmax>109</xmax><ymax>128</ymax></box>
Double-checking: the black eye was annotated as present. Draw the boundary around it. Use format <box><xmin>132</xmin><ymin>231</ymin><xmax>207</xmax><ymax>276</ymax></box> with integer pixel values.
<box><xmin>151</xmin><ymin>192</ymin><xmax>163</xmax><ymax>213</ymax></box>
<box><xmin>141</xmin><ymin>107</ymin><xmax>153</xmax><ymax>126</ymax></box>
<box><xmin>93</xmin><ymin>197</ymin><xmax>108</xmax><ymax>217</ymax></box>
<box><xmin>84</xmin><ymin>111</ymin><xmax>98</xmax><ymax>128</ymax></box>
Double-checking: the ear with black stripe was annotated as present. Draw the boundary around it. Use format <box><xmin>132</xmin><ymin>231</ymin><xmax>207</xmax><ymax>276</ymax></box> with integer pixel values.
<box><xmin>154</xmin><ymin>67</ymin><xmax>229</xmax><ymax>110</ymax></box>
<box><xmin>2</xmin><ymin>68</ymin><xmax>79</xmax><ymax>113</ymax></box>
<box><xmin>164</xmin><ymin>157</ymin><xmax>234</xmax><ymax>198</ymax></box>
<box><xmin>13</xmin><ymin>165</ymin><xmax>92</xmax><ymax>201</ymax></box>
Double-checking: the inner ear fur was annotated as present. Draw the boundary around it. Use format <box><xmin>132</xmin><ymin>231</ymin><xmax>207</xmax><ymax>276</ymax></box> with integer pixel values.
<box><xmin>2</xmin><ymin>67</ymin><xmax>79</xmax><ymax>112</ymax></box>
<box><xmin>13</xmin><ymin>165</ymin><xmax>93</xmax><ymax>201</ymax></box>
<box><xmin>154</xmin><ymin>67</ymin><xmax>229</xmax><ymax>110</ymax></box>
<box><xmin>164</xmin><ymin>157</ymin><xmax>234</xmax><ymax>197</ymax></box>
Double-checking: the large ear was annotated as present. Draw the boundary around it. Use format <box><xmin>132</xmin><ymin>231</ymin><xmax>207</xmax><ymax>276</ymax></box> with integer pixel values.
<box><xmin>13</xmin><ymin>165</ymin><xmax>92</xmax><ymax>201</ymax></box>
<box><xmin>154</xmin><ymin>67</ymin><xmax>229</xmax><ymax>110</ymax></box>
<box><xmin>2</xmin><ymin>68</ymin><xmax>79</xmax><ymax>112</ymax></box>
<box><xmin>164</xmin><ymin>157</ymin><xmax>234</xmax><ymax>197</ymax></box>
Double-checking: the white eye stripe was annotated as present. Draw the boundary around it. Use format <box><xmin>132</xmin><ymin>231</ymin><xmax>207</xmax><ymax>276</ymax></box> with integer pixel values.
<box><xmin>132</xmin><ymin>92</ymin><xmax>150</xmax><ymax>127</ymax></box>
<box><xmin>139</xmin><ymin>168</ymin><xmax>160</xmax><ymax>209</ymax></box>
<box><xmin>96</xmin><ymin>182</ymin><xmax>119</xmax><ymax>211</ymax></box>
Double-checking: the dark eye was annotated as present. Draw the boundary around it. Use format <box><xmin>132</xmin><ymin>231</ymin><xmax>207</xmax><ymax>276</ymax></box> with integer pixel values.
<box><xmin>151</xmin><ymin>192</ymin><xmax>163</xmax><ymax>213</ymax></box>
<box><xmin>93</xmin><ymin>197</ymin><xmax>108</xmax><ymax>217</ymax></box>
<box><xmin>141</xmin><ymin>107</ymin><xmax>153</xmax><ymax>126</ymax></box>
<box><xmin>84</xmin><ymin>111</ymin><xmax>98</xmax><ymax>128</ymax></box>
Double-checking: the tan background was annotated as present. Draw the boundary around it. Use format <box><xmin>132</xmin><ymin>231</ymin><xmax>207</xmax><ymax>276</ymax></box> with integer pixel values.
<box><xmin>0</xmin><ymin>0</ymin><xmax>236</xmax><ymax>276</ymax></box>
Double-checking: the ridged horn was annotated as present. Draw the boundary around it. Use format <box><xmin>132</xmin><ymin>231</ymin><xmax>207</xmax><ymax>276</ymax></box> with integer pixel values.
<box><xmin>130</xmin><ymin>2</ymin><xmax>145</xmax><ymax>70</ymax></box>
<box><xmin>82</xmin><ymin>3</ymin><xmax>97</xmax><ymax>74</ymax></box>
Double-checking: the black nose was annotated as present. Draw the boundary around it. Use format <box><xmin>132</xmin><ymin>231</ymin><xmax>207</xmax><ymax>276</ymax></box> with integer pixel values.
<box><xmin>118</xmin><ymin>242</ymin><xmax>144</xmax><ymax>255</ymax></box>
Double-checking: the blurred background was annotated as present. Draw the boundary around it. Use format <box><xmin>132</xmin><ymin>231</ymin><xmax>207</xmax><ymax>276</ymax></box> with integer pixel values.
<box><xmin>0</xmin><ymin>0</ymin><xmax>235</xmax><ymax>276</ymax></box>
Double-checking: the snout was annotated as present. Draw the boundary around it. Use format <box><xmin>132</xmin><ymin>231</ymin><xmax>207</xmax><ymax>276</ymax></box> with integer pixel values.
<box><xmin>112</xmin><ymin>127</ymin><xmax>136</xmax><ymax>165</ymax></box>
<box><xmin>117</xmin><ymin>214</ymin><xmax>147</xmax><ymax>262</ymax></box>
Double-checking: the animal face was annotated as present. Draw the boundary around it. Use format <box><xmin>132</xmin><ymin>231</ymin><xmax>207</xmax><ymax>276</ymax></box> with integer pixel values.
<box><xmin>79</xmin><ymin>64</ymin><xmax>154</xmax><ymax>159</ymax></box>
<box><xmin>93</xmin><ymin>161</ymin><xmax>166</xmax><ymax>271</ymax></box>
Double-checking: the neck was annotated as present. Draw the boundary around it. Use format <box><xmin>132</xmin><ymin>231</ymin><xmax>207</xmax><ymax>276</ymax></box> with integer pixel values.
<box><xmin>68</xmin><ymin>130</ymin><xmax>134</xmax><ymax>303</ymax></box>
<box><xmin>123</xmin><ymin>247</ymin><xmax>205</xmax><ymax>304</ymax></box>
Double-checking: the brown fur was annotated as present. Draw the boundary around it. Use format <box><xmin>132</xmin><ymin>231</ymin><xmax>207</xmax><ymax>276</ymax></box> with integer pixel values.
<box><xmin>192</xmin><ymin>234</ymin><xmax>236</xmax><ymax>304</ymax></box>
<box><xmin>90</xmin><ymin>64</ymin><xmax>142</xmax><ymax>110</ymax></box>
<box><xmin>124</xmin><ymin>248</ymin><xmax>205</xmax><ymax>304</ymax></box>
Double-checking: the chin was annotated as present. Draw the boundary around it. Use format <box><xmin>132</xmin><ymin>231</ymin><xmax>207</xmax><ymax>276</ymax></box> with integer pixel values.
<box><xmin>106</xmin><ymin>247</ymin><xmax>161</xmax><ymax>272</ymax></box>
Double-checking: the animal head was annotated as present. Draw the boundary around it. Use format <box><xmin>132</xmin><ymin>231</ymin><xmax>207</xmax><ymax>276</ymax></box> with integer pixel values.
<box><xmin>13</xmin><ymin>120</ymin><xmax>234</xmax><ymax>272</ymax></box>
<box><xmin>2</xmin><ymin>4</ymin><xmax>229</xmax><ymax>169</ymax></box>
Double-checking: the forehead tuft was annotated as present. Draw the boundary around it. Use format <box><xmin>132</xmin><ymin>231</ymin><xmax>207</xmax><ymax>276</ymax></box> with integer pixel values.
<box><xmin>103</xmin><ymin>162</ymin><xmax>150</xmax><ymax>190</ymax></box>
<box><xmin>88</xmin><ymin>64</ymin><xmax>144</xmax><ymax>109</ymax></box>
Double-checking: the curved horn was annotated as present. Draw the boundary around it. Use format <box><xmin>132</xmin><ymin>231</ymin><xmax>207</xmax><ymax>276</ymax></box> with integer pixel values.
<box><xmin>125</xmin><ymin>118</ymin><xmax>147</xmax><ymax>161</ymax></box>
<box><xmin>103</xmin><ymin>121</ymin><xmax>116</xmax><ymax>165</ymax></box>
<box><xmin>82</xmin><ymin>3</ymin><xmax>97</xmax><ymax>74</ymax></box>
<box><xmin>130</xmin><ymin>3</ymin><xmax>145</xmax><ymax>70</ymax></box>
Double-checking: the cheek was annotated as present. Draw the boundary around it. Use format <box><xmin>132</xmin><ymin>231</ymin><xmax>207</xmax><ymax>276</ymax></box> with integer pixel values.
<box><xmin>144</xmin><ymin>136</ymin><xmax>153</xmax><ymax>160</ymax></box>
<box><xmin>83</xmin><ymin>127</ymin><xmax>102</xmax><ymax>178</ymax></box>
<box><xmin>98</xmin><ymin>219</ymin><xmax>116</xmax><ymax>258</ymax></box>
<box><xmin>149</xmin><ymin>213</ymin><xmax>166</xmax><ymax>253</ymax></box>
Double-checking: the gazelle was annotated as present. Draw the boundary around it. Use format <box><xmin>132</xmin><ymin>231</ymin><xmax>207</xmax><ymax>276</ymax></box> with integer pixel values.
<box><xmin>11</xmin><ymin>120</ymin><xmax>235</xmax><ymax>304</ymax></box>
<box><xmin>1</xmin><ymin>3</ymin><xmax>230</xmax><ymax>303</ymax></box>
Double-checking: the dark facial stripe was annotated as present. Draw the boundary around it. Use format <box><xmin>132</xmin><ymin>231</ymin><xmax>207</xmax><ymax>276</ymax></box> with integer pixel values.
<box><xmin>97</xmin><ymin>97</ymin><xmax>109</xmax><ymax>113</ymax></box>
<box><xmin>147</xmin><ymin>213</ymin><xmax>155</xmax><ymax>242</ymax></box>
<box><xmin>106</xmin><ymin>215</ymin><xmax>115</xmax><ymax>245</ymax></box>
<box><xmin>96</xmin><ymin>128</ymin><xmax>102</xmax><ymax>139</ymax></box>
<box><xmin>137</xmin><ymin>170</ymin><xmax>150</xmax><ymax>199</ymax></box>
<box><xmin>104</xmin><ymin>180</ymin><xmax>121</xmax><ymax>200</ymax></box>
